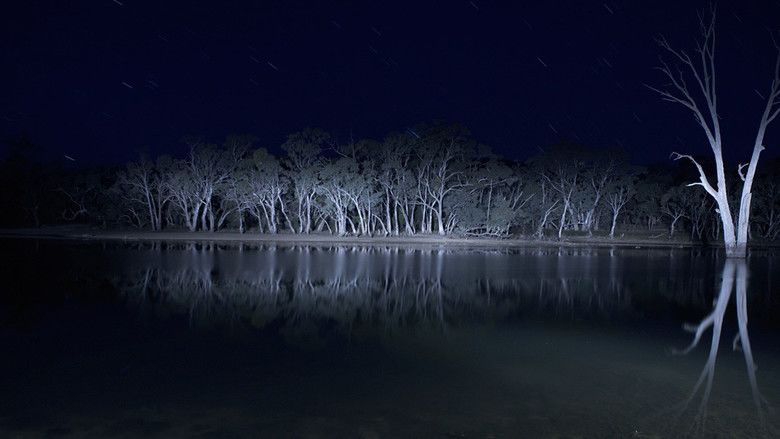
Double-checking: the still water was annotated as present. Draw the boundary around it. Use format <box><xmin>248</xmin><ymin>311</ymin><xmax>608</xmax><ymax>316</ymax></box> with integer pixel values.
<box><xmin>1</xmin><ymin>239</ymin><xmax>779</xmax><ymax>438</ymax></box>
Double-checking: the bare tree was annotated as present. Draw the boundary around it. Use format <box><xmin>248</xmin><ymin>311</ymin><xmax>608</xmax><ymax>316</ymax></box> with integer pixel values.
<box><xmin>58</xmin><ymin>186</ymin><xmax>91</xmax><ymax>221</ymax></box>
<box><xmin>647</xmin><ymin>7</ymin><xmax>780</xmax><ymax>257</ymax></box>
<box><xmin>318</xmin><ymin>157</ymin><xmax>355</xmax><ymax>236</ymax></box>
<box><xmin>606</xmin><ymin>185</ymin><xmax>633</xmax><ymax>239</ymax></box>
<box><xmin>661</xmin><ymin>185</ymin><xmax>688</xmax><ymax>238</ymax></box>
<box><xmin>753</xmin><ymin>171</ymin><xmax>780</xmax><ymax>240</ymax></box>
<box><xmin>282</xmin><ymin>129</ymin><xmax>327</xmax><ymax>234</ymax></box>
<box><xmin>116</xmin><ymin>157</ymin><xmax>171</xmax><ymax>231</ymax></box>
<box><xmin>580</xmin><ymin>159</ymin><xmax>615</xmax><ymax>235</ymax></box>
<box><xmin>533</xmin><ymin>144</ymin><xmax>587</xmax><ymax>239</ymax></box>
<box><xmin>377</xmin><ymin>133</ymin><xmax>418</xmax><ymax>235</ymax></box>
<box><xmin>165</xmin><ymin>163</ymin><xmax>202</xmax><ymax>232</ymax></box>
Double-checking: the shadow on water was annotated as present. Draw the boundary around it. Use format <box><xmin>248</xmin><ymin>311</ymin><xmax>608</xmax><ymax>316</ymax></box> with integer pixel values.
<box><xmin>1</xmin><ymin>240</ymin><xmax>779</xmax><ymax>437</ymax></box>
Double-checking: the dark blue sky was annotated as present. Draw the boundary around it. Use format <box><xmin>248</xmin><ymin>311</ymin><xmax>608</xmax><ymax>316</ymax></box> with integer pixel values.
<box><xmin>1</xmin><ymin>0</ymin><xmax>779</xmax><ymax>165</ymax></box>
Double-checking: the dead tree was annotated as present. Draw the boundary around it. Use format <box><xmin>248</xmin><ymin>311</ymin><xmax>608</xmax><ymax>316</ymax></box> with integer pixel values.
<box><xmin>647</xmin><ymin>7</ymin><xmax>780</xmax><ymax>257</ymax></box>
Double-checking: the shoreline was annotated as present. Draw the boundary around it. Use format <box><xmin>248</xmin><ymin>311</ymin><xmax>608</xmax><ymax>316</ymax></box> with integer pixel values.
<box><xmin>0</xmin><ymin>226</ymin><xmax>724</xmax><ymax>250</ymax></box>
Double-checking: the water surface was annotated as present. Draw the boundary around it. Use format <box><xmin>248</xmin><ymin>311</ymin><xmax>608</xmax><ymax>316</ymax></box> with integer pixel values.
<box><xmin>1</xmin><ymin>239</ymin><xmax>778</xmax><ymax>438</ymax></box>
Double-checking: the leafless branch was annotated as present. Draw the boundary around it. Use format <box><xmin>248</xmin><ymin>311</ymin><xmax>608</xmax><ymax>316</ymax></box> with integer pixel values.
<box><xmin>670</xmin><ymin>152</ymin><xmax>717</xmax><ymax>198</ymax></box>
<box><xmin>738</xmin><ymin>163</ymin><xmax>748</xmax><ymax>181</ymax></box>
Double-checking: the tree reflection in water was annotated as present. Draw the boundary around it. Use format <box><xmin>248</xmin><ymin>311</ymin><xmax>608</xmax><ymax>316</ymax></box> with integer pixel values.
<box><xmin>105</xmin><ymin>244</ymin><xmax>778</xmax><ymax>436</ymax></box>
<box><xmin>670</xmin><ymin>259</ymin><xmax>775</xmax><ymax>437</ymax></box>
<box><xmin>114</xmin><ymin>245</ymin><xmax>644</xmax><ymax>336</ymax></box>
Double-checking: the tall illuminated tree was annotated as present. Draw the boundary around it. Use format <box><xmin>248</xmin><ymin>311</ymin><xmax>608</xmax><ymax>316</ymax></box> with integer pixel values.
<box><xmin>647</xmin><ymin>7</ymin><xmax>780</xmax><ymax>257</ymax></box>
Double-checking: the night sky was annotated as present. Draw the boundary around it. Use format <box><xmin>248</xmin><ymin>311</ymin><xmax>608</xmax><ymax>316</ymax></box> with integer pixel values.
<box><xmin>2</xmin><ymin>0</ymin><xmax>779</xmax><ymax>166</ymax></box>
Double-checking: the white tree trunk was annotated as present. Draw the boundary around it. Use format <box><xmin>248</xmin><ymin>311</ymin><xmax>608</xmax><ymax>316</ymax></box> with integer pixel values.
<box><xmin>648</xmin><ymin>8</ymin><xmax>780</xmax><ymax>258</ymax></box>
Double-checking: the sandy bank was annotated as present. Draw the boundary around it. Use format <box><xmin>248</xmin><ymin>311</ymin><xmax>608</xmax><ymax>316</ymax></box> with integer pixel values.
<box><xmin>0</xmin><ymin>225</ymin><xmax>709</xmax><ymax>250</ymax></box>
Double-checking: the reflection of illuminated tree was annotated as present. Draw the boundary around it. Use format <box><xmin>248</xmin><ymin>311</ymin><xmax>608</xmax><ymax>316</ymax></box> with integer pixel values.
<box><xmin>107</xmin><ymin>244</ymin><xmax>777</xmax><ymax>434</ymax></box>
<box><xmin>115</xmin><ymin>246</ymin><xmax>641</xmax><ymax>335</ymax></box>
<box><xmin>733</xmin><ymin>261</ymin><xmax>773</xmax><ymax>433</ymax></box>
<box><xmin>671</xmin><ymin>260</ymin><xmax>774</xmax><ymax>436</ymax></box>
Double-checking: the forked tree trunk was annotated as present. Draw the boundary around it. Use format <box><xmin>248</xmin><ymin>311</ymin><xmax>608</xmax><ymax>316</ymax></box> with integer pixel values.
<box><xmin>647</xmin><ymin>7</ymin><xmax>779</xmax><ymax>258</ymax></box>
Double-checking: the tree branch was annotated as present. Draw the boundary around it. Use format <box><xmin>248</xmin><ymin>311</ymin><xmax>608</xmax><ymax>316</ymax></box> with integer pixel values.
<box><xmin>671</xmin><ymin>152</ymin><xmax>718</xmax><ymax>198</ymax></box>
<box><xmin>738</xmin><ymin>163</ymin><xmax>748</xmax><ymax>182</ymax></box>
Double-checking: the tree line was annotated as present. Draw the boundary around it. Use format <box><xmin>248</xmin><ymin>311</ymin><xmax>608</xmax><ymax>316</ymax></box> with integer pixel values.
<box><xmin>1</xmin><ymin>124</ymin><xmax>779</xmax><ymax>242</ymax></box>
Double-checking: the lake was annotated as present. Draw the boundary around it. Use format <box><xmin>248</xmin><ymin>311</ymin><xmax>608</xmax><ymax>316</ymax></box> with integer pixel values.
<box><xmin>1</xmin><ymin>239</ymin><xmax>778</xmax><ymax>438</ymax></box>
